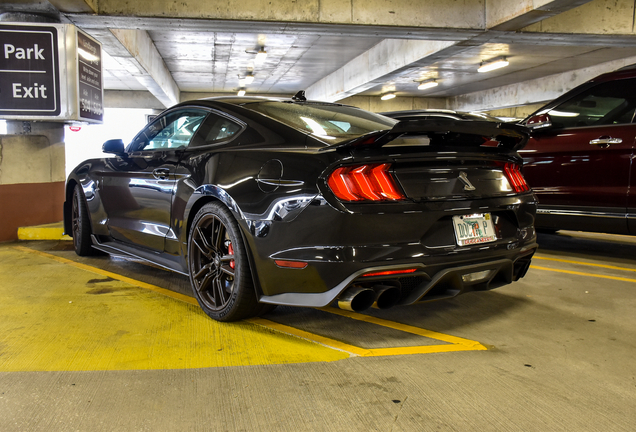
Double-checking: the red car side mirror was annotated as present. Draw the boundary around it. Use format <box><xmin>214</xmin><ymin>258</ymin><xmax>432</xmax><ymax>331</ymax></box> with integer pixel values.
<box><xmin>526</xmin><ymin>113</ymin><xmax>552</xmax><ymax>130</ymax></box>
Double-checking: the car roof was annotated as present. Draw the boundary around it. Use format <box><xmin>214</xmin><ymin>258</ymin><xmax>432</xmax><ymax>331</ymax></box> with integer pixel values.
<box><xmin>381</xmin><ymin>109</ymin><xmax>500</xmax><ymax>122</ymax></box>
<box><xmin>590</xmin><ymin>63</ymin><xmax>636</xmax><ymax>83</ymax></box>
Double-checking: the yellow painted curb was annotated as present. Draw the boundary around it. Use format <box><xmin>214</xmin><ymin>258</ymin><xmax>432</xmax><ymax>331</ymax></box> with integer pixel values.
<box><xmin>17</xmin><ymin>221</ymin><xmax>71</xmax><ymax>241</ymax></box>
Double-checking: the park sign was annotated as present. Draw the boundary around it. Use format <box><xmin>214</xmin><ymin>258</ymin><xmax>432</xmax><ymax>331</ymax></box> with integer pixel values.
<box><xmin>0</xmin><ymin>23</ymin><xmax>103</xmax><ymax>123</ymax></box>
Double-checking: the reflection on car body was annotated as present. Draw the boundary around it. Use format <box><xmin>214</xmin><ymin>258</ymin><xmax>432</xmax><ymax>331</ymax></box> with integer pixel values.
<box><xmin>64</xmin><ymin>96</ymin><xmax>538</xmax><ymax>322</ymax></box>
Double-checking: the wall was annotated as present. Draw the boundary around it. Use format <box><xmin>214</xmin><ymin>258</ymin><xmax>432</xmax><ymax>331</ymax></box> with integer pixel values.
<box><xmin>0</xmin><ymin>122</ymin><xmax>65</xmax><ymax>242</ymax></box>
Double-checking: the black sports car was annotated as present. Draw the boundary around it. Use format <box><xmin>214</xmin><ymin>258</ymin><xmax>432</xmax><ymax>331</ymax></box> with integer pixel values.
<box><xmin>64</xmin><ymin>95</ymin><xmax>538</xmax><ymax>322</ymax></box>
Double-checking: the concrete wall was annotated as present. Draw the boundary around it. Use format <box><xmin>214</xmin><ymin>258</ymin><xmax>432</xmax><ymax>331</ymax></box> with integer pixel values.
<box><xmin>0</xmin><ymin>123</ymin><xmax>66</xmax><ymax>242</ymax></box>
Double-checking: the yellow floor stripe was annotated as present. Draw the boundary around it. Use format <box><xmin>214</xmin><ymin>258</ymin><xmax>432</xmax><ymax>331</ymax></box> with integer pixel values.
<box><xmin>319</xmin><ymin>307</ymin><xmax>487</xmax><ymax>355</ymax></box>
<box><xmin>13</xmin><ymin>245</ymin><xmax>200</xmax><ymax>306</ymax></box>
<box><xmin>531</xmin><ymin>265</ymin><xmax>636</xmax><ymax>283</ymax></box>
<box><xmin>534</xmin><ymin>255</ymin><xmax>636</xmax><ymax>273</ymax></box>
<box><xmin>1</xmin><ymin>247</ymin><xmax>348</xmax><ymax>371</ymax></box>
<box><xmin>6</xmin><ymin>246</ymin><xmax>487</xmax><ymax>366</ymax></box>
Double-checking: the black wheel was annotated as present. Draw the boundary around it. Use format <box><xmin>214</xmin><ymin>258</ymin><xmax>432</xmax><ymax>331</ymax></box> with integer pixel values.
<box><xmin>71</xmin><ymin>185</ymin><xmax>97</xmax><ymax>256</ymax></box>
<box><xmin>188</xmin><ymin>202</ymin><xmax>260</xmax><ymax>322</ymax></box>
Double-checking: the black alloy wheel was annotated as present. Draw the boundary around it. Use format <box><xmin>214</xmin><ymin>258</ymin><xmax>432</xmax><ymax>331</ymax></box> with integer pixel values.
<box><xmin>188</xmin><ymin>202</ymin><xmax>260</xmax><ymax>321</ymax></box>
<box><xmin>71</xmin><ymin>185</ymin><xmax>97</xmax><ymax>256</ymax></box>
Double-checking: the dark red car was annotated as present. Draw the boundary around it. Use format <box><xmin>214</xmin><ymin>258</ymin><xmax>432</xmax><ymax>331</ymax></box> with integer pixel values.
<box><xmin>522</xmin><ymin>65</ymin><xmax>636</xmax><ymax>235</ymax></box>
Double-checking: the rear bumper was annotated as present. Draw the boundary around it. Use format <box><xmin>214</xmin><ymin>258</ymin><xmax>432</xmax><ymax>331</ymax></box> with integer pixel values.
<box><xmin>258</xmin><ymin>244</ymin><xmax>536</xmax><ymax>307</ymax></box>
<box><xmin>242</xmin><ymin>192</ymin><xmax>538</xmax><ymax>307</ymax></box>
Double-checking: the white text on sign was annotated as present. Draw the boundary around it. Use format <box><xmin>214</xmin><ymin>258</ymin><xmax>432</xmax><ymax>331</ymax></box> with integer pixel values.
<box><xmin>4</xmin><ymin>44</ymin><xmax>45</xmax><ymax>60</ymax></box>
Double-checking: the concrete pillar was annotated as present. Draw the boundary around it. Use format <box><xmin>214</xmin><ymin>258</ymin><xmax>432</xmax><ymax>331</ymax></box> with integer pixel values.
<box><xmin>0</xmin><ymin>11</ymin><xmax>66</xmax><ymax>242</ymax></box>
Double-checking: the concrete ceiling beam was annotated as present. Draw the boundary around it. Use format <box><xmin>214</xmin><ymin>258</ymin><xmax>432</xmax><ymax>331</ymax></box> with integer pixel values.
<box><xmin>65</xmin><ymin>14</ymin><xmax>483</xmax><ymax>41</ymax></box>
<box><xmin>486</xmin><ymin>0</ymin><xmax>595</xmax><ymax>31</ymax></box>
<box><xmin>306</xmin><ymin>0</ymin><xmax>598</xmax><ymax>102</ymax></box>
<box><xmin>47</xmin><ymin>0</ymin><xmax>97</xmax><ymax>14</ymax></box>
<box><xmin>521</xmin><ymin>0</ymin><xmax>636</xmax><ymax>34</ymax></box>
<box><xmin>70</xmin><ymin>0</ymin><xmax>486</xmax><ymax>29</ymax></box>
<box><xmin>449</xmin><ymin>55</ymin><xmax>636</xmax><ymax>112</ymax></box>
<box><xmin>305</xmin><ymin>39</ymin><xmax>460</xmax><ymax>102</ymax></box>
<box><xmin>110</xmin><ymin>29</ymin><xmax>180</xmax><ymax>108</ymax></box>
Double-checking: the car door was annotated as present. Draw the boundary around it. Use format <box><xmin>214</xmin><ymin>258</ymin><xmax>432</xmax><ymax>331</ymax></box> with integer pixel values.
<box><xmin>100</xmin><ymin>108</ymin><xmax>209</xmax><ymax>251</ymax></box>
<box><xmin>521</xmin><ymin>78</ymin><xmax>636</xmax><ymax>234</ymax></box>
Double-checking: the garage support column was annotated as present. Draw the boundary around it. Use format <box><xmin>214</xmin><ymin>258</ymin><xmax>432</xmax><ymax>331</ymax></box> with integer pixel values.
<box><xmin>0</xmin><ymin>12</ymin><xmax>66</xmax><ymax>242</ymax></box>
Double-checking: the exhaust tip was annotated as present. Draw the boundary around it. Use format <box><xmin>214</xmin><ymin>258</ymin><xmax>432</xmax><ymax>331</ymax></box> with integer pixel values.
<box><xmin>372</xmin><ymin>285</ymin><xmax>401</xmax><ymax>309</ymax></box>
<box><xmin>338</xmin><ymin>286</ymin><xmax>377</xmax><ymax>312</ymax></box>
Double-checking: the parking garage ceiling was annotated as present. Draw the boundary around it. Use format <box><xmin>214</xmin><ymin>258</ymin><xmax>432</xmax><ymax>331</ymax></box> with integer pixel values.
<box><xmin>3</xmin><ymin>0</ymin><xmax>636</xmax><ymax>112</ymax></box>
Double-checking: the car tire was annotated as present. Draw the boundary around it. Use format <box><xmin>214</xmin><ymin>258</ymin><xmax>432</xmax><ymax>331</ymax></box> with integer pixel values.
<box><xmin>188</xmin><ymin>202</ymin><xmax>260</xmax><ymax>322</ymax></box>
<box><xmin>71</xmin><ymin>185</ymin><xmax>97</xmax><ymax>256</ymax></box>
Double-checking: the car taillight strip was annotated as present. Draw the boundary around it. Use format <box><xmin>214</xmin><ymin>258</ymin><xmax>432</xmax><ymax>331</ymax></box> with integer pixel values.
<box><xmin>503</xmin><ymin>163</ymin><xmax>530</xmax><ymax>193</ymax></box>
<box><xmin>363</xmin><ymin>268</ymin><xmax>418</xmax><ymax>277</ymax></box>
<box><xmin>327</xmin><ymin>163</ymin><xmax>405</xmax><ymax>202</ymax></box>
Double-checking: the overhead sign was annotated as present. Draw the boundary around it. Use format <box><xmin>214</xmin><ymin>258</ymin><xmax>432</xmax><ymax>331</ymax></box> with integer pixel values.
<box><xmin>0</xmin><ymin>24</ymin><xmax>61</xmax><ymax>116</ymax></box>
<box><xmin>0</xmin><ymin>23</ymin><xmax>103</xmax><ymax>124</ymax></box>
<box><xmin>77</xmin><ymin>30</ymin><xmax>103</xmax><ymax>122</ymax></box>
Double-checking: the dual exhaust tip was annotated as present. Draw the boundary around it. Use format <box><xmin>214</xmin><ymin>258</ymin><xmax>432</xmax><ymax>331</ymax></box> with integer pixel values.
<box><xmin>337</xmin><ymin>284</ymin><xmax>401</xmax><ymax>312</ymax></box>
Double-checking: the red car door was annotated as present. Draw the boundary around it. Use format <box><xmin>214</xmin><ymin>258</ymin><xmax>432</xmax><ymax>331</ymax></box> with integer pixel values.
<box><xmin>521</xmin><ymin>77</ymin><xmax>636</xmax><ymax>234</ymax></box>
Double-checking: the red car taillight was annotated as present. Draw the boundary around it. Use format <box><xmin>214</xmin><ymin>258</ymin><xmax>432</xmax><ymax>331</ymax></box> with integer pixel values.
<box><xmin>327</xmin><ymin>163</ymin><xmax>405</xmax><ymax>202</ymax></box>
<box><xmin>502</xmin><ymin>162</ymin><xmax>530</xmax><ymax>193</ymax></box>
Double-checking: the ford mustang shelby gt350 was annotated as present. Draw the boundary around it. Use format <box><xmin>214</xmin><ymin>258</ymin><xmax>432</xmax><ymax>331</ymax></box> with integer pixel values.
<box><xmin>64</xmin><ymin>96</ymin><xmax>537</xmax><ymax>321</ymax></box>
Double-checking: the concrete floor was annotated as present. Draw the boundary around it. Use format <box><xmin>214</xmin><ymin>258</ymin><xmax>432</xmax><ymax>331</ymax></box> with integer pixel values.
<box><xmin>0</xmin><ymin>231</ymin><xmax>635</xmax><ymax>431</ymax></box>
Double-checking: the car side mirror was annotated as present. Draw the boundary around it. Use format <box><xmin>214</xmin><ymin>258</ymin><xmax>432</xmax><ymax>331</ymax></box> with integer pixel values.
<box><xmin>102</xmin><ymin>139</ymin><xmax>126</xmax><ymax>155</ymax></box>
<box><xmin>525</xmin><ymin>113</ymin><xmax>552</xmax><ymax>130</ymax></box>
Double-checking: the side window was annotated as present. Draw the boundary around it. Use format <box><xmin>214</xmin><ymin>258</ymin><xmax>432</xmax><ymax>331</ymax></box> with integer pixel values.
<box><xmin>547</xmin><ymin>79</ymin><xmax>636</xmax><ymax>128</ymax></box>
<box><xmin>188</xmin><ymin>113</ymin><xmax>243</xmax><ymax>147</ymax></box>
<box><xmin>129</xmin><ymin>109</ymin><xmax>208</xmax><ymax>151</ymax></box>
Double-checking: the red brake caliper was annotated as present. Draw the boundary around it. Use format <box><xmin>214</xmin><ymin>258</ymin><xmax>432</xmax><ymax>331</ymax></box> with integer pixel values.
<box><xmin>228</xmin><ymin>242</ymin><xmax>235</xmax><ymax>270</ymax></box>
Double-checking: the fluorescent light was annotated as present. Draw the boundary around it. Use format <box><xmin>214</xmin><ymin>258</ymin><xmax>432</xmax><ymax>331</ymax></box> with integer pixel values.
<box><xmin>478</xmin><ymin>57</ymin><xmax>509</xmax><ymax>73</ymax></box>
<box><xmin>237</xmin><ymin>89</ymin><xmax>246</xmax><ymax>96</ymax></box>
<box><xmin>417</xmin><ymin>79</ymin><xmax>438</xmax><ymax>90</ymax></box>
<box><xmin>381</xmin><ymin>93</ymin><xmax>396</xmax><ymax>101</ymax></box>
<box><xmin>255</xmin><ymin>48</ymin><xmax>267</xmax><ymax>65</ymax></box>
<box><xmin>244</xmin><ymin>73</ymin><xmax>255</xmax><ymax>84</ymax></box>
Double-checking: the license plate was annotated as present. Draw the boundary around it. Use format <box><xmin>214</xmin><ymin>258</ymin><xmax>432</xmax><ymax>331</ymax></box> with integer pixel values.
<box><xmin>452</xmin><ymin>213</ymin><xmax>497</xmax><ymax>246</ymax></box>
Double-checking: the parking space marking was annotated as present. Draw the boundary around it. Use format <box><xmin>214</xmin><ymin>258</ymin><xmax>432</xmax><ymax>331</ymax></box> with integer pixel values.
<box><xmin>3</xmin><ymin>246</ymin><xmax>348</xmax><ymax>371</ymax></box>
<box><xmin>13</xmin><ymin>245</ymin><xmax>200</xmax><ymax>306</ymax></box>
<box><xmin>531</xmin><ymin>265</ymin><xmax>636</xmax><ymax>283</ymax></box>
<box><xmin>12</xmin><ymin>246</ymin><xmax>488</xmax><ymax>363</ymax></box>
<box><xmin>251</xmin><ymin>315</ymin><xmax>487</xmax><ymax>357</ymax></box>
<box><xmin>534</xmin><ymin>255</ymin><xmax>636</xmax><ymax>273</ymax></box>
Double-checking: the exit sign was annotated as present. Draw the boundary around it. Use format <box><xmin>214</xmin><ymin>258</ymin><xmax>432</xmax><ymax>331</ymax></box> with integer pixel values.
<box><xmin>0</xmin><ymin>23</ymin><xmax>103</xmax><ymax>124</ymax></box>
<box><xmin>0</xmin><ymin>24</ymin><xmax>60</xmax><ymax>116</ymax></box>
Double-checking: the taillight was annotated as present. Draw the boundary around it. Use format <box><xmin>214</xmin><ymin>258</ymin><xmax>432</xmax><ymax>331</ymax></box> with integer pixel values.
<box><xmin>502</xmin><ymin>162</ymin><xmax>530</xmax><ymax>193</ymax></box>
<box><xmin>327</xmin><ymin>163</ymin><xmax>405</xmax><ymax>202</ymax></box>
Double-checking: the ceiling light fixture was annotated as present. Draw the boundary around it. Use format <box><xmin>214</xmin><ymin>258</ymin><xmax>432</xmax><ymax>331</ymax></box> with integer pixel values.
<box><xmin>244</xmin><ymin>72</ymin><xmax>255</xmax><ymax>85</ymax></box>
<box><xmin>417</xmin><ymin>79</ymin><xmax>438</xmax><ymax>90</ymax></box>
<box><xmin>478</xmin><ymin>57</ymin><xmax>509</xmax><ymax>73</ymax></box>
<box><xmin>237</xmin><ymin>88</ymin><xmax>246</xmax><ymax>97</ymax></box>
<box><xmin>381</xmin><ymin>93</ymin><xmax>396</xmax><ymax>101</ymax></box>
<box><xmin>255</xmin><ymin>47</ymin><xmax>267</xmax><ymax>65</ymax></box>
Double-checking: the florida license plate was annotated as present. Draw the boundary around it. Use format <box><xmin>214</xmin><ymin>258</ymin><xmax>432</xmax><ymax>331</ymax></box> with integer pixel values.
<box><xmin>452</xmin><ymin>213</ymin><xmax>497</xmax><ymax>246</ymax></box>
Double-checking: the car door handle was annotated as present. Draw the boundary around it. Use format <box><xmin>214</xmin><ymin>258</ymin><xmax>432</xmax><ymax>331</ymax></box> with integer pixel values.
<box><xmin>589</xmin><ymin>136</ymin><xmax>623</xmax><ymax>146</ymax></box>
<box><xmin>152</xmin><ymin>168</ymin><xmax>170</xmax><ymax>179</ymax></box>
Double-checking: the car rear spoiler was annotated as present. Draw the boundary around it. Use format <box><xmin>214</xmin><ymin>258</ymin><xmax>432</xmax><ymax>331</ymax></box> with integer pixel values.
<box><xmin>328</xmin><ymin>118</ymin><xmax>530</xmax><ymax>152</ymax></box>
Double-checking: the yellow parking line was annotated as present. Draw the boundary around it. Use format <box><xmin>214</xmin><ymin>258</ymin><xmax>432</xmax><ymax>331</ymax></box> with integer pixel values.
<box><xmin>2</xmin><ymin>246</ymin><xmax>350</xmax><ymax>371</ymax></box>
<box><xmin>320</xmin><ymin>307</ymin><xmax>487</xmax><ymax>351</ymax></box>
<box><xmin>13</xmin><ymin>245</ymin><xmax>199</xmax><ymax>306</ymax></box>
<box><xmin>13</xmin><ymin>245</ymin><xmax>487</xmax><ymax>359</ymax></box>
<box><xmin>531</xmin><ymin>265</ymin><xmax>636</xmax><ymax>283</ymax></box>
<box><xmin>534</xmin><ymin>255</ymin><xmax>636</xmax><ymax>273</ymax></box>
<box><xmin>249</xmin><ymin>318</ymin><xmax>371</xmax><ymax>356</ymax></box>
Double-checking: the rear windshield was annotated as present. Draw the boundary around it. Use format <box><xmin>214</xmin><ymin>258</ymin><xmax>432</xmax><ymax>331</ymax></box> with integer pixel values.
<box><xmin>243</xmin><ymin>101</ymin><xmax>397</xmax><ymax>144</ymax></box>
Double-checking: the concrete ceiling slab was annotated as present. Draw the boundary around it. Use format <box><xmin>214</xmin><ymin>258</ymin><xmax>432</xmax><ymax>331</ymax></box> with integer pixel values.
<box><xmin>2</xmin><ymin>0</ymin><xmax>635</xmax><ymax>112</ymax></box>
